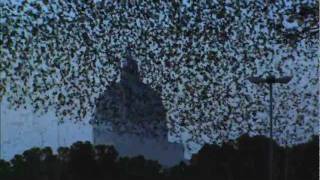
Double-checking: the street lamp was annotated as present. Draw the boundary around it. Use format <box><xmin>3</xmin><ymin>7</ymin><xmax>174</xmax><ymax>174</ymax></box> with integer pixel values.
<box><xmin>0</xmin><ymin>98</ymin><xmax>2</xmax><ymax>159</ymax></box>
<box><xmin>248</xmin><ymin>75</ymin><xmax>292</xmax><ymax>180</ymax></box>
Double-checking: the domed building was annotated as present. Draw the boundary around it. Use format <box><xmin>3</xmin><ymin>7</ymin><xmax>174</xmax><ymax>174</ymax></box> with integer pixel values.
<box><xmin>92</xmin><ymin>51</ymin><xmax>184</xmax><ymax>166</ymax></box>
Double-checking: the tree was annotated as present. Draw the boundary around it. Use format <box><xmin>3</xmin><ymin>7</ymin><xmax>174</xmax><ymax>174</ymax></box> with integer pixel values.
<box><xmin>117</xmin><ymin>155</ymin><xmax>162</xmax><ymax>180</ymax></box>
<box><xmin>68</xmin><ymin>141</ymin><xmax>98</xmax><ymax>180</ymax></box>
<box><xmin>10</xmin><ymin>154</ymin><xmax>27</xmax><ymax>180</ymax></box>
<box><xmin>0</xmin><ymin>0</ymin><xmax>318</xmax><ymax>150</ymax></box>
<box><xmin>0</xmin><ymin>159</ymin><xmax>12</xmax><ymax>179</ymax></box>
<box><xmin>0</xmin><ymin>138</ymin><xmax>318</xmax><ymax>180</ymax></box>
<box><xmin>288</xmin><ymin>135</ymin><xmax>319</xmax><ymax>180</ymax></box>
<box><xmin>95</xmin><ymin>145</ymin><xmax>119</xmax><ymax>179</ymax></box>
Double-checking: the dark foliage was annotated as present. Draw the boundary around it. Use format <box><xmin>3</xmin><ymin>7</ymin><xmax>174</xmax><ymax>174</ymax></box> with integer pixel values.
<box><xmin>0</xmin><ymin>135</ymin><xmax>318</xmax><ymax>180</ymax></box>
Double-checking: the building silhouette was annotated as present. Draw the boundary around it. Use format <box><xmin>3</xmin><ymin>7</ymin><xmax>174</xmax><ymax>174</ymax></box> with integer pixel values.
<box><xmin>92</xmin><ymin>51</ymin><xmax>184</xmax><ymax>166</ymax></box>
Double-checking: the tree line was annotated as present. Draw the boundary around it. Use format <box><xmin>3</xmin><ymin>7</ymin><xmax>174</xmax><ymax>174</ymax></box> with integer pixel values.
<box><xmin>0</xmin><ymin>135</ymin><xmax>318</xmax><ymax>180</ymax></box>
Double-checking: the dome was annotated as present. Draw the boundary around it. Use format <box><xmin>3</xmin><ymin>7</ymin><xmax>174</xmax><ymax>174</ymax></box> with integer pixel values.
<box><xmin>93</xmin><ymin>53</ymin><xmax>167</xmax><ymax>138</ymax></box>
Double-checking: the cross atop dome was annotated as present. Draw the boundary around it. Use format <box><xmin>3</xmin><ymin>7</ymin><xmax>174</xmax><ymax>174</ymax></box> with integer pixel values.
<box><xmin>121</xmin><ymin>47</ymin><xmax>139</xmax><ymax>82</ymax></box>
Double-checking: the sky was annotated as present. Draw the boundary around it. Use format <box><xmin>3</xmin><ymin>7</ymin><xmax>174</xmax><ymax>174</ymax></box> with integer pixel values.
<box><xmin>0</xmin><ymin>0</ymin><xmax>318</xmax><ymax>160</ymax></box>
<box><xmin>0</xmin><ymin>100</ymin><xmax>92</xmax><ymax>160</ymax></box>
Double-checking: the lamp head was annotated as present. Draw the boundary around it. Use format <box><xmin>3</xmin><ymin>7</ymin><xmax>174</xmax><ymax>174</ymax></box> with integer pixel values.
<box><xmin>248</xmin><ymin>76</ymin><xmax>265</xmax><ymax>84</ymax></box>
<box><xmin>265</xmin><ymin>75</ymin><xmax>276</xmax><ymax>84</ymax></box>
<box><xmin>248</xmin><ymin>75</ymin><xmax>293</xmax><ymax>84</ymax></box>
<box><xmin>275</xmin><ymin>76</ymin><xmax>293</xmax><ymax>84</ymax></box>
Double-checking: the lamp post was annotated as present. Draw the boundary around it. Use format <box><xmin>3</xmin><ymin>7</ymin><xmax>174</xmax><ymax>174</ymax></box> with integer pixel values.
<box><xmin>0</xmin><ymin>98</ymin><xmax>2</xmax><ymax>159</ymax></box>
<box><xmin>248</xmin><ymin>75</ymin><xmax>292</xmax><ymax>180</ymax></box>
